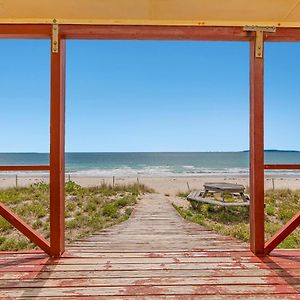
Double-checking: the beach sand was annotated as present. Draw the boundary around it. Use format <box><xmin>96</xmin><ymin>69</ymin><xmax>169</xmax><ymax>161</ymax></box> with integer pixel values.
<box><xmin>1</xmin><ymin>174</ymin><xmax>300</xmax><ymax>196</ymax></box>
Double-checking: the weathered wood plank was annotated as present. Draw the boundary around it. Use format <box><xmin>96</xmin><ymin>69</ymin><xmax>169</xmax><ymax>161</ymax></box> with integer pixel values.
<box><xmin>1</xmin><ymin>284</ymin><xmax>299</xmax><ymax>297</ymax></box>
<box><xmin>3</xmin><ymin>262</ymin><xmax>300</xmax><ymax>273</ymax></box>
<box><xmin>2</xmin><ymin>276</ymin><xmax>300</xmax><ymax>289</ymax></box>
<box><xmin>2</xmin><ymin>255</ymin><xmax>300</xmax><ymax>266</ymax></box>
<box><xmin>11</xmin><ymin>295</ymin><xmax>300</xmax><ymax>300</ymax></box>
<box><xmin>2</xmin><ymin>268</ymin><xmax>299</xmax><ymax>280</ymax></box>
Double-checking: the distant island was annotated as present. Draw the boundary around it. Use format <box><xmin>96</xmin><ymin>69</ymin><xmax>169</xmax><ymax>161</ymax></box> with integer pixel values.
<box><xmin>242</xmin><ymin>149</ymin><xmax>300</xmax><ymax>153</ymax></box>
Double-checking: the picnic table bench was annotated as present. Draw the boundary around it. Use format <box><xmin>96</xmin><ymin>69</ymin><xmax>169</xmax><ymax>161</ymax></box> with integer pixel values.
<box><xmin>187</xmin><ymin>182</ymin><xmax>250</xmax><ymax>207</ymax></box>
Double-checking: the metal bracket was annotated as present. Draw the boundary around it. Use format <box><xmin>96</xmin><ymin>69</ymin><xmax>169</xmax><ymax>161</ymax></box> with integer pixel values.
<box><xmin>243</xmin><ymin>25</ymin><xmax>276</xmax><ymax>58</ymax></box>
<box><xmin>52</xmin><ymin>20</ymin><xmax>59</xmax><ymax>53</ymax></box>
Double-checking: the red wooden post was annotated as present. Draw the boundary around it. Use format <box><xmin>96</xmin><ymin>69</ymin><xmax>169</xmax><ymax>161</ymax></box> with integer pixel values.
<box><xmin>50</xmin><ymin>35</ymin><xmax>66</xmax><ymax>257</ymax></box>
<box><xmin>249</xmin><ymin>38</ymin><xmax>265</xmax><ymax>255</ymax></box>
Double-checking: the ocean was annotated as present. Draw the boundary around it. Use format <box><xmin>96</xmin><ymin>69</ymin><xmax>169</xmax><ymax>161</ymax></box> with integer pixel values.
<box><xmin>0</xmin><ymin>152</ymin><xmax>300</xmax><ymax>177</ymax></box>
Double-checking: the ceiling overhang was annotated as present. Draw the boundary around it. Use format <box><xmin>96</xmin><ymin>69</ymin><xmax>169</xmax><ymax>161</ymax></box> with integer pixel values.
<box><xmin>1</xmin><ymin>0</ymin><xmax>300</xmax><ymax>27</ymax></box>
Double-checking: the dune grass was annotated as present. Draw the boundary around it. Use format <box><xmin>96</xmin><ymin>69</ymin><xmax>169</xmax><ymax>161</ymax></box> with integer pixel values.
<box><xmin>0</xmin><ymin>181</ymin><xmax>153</xmax><ymax>251</ymax></box>
<box><xmin>174</xmin><ymin>189</ymin><xmax>300</xmax><ymax>248</ymax></box>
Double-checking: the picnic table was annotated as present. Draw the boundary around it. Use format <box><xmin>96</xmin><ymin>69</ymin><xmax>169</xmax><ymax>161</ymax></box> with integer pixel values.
<box><xmin>202</xmin><ymin>182</ymin><xmax>249</xmax><ymax>202</ymax></box>
<box><xmin>187</xmin><ymin>182</ymin><xmax>250</xmax><ymax>207</ymax></box>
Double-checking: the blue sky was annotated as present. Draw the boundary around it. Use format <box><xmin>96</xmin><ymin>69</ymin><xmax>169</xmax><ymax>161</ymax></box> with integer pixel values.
<box><xmin>0</xmin><ymin>40</ymin><xmax>299</xmax><ymax>152</ymax></box>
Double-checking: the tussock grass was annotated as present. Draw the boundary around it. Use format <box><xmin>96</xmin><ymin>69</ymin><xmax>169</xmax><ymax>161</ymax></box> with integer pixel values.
<box><xmin>0</xmin><ymin>181</ymin><xmax>153</xmax><ymax>251</ymax></box>
<box><xmin>176</xmin><ymin>191</ymin><xmax>190</xmax><ymax>198</ymax></box>
<box><xmin>174</xmin><ymin>189</ymin><xmax>300</xmax><ymax>248</ymax></box>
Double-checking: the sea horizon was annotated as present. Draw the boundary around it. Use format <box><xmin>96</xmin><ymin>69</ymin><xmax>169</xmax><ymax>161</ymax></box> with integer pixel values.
<box><xmin>1</xmin><ymin>149</ymin><xmax>300</xmax><ymax>154</ymax></box>
<box><xmin>1</xmin><ymin>151</ymin><xmax>300</xmax><ymax>177</ymax></box>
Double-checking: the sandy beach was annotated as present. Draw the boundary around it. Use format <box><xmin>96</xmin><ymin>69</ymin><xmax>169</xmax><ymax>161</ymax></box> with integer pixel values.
<box><xmin>1</xmin><ymin>174</ymin><xmax>300</xmax><ymax>196</ymax></box>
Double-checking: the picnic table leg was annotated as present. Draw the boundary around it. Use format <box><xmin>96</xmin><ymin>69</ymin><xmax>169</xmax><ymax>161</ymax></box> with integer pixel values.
<box><xmin>240</xmin><ymin>192</ymin><xmax>247</xmax><ymax>202</ymax></box>
<box><xmin>191</xmin><ymin>200</ymin><xmax>200</xmax><ymax>210</ymax></box>
<box><xmin>202</xmin><ymin>189</ymin><xmax>208</xmax><ymax>198</ymax></box>
<box><xmin>221</xmin><ymin>193</ymin><xmax>225</xmax><ymax>202</ymax></box>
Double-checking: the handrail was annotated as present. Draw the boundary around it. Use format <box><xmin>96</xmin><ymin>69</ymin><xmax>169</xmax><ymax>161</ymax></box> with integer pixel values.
<box><xmin>265</xmin><ymin>211</ymin><xmax>300</xmax><ymax>255</ymax></box>
<box><xmin>264</xmin><ymin>162</ymin><xmax>300</xmax><ymax>254</ymax></box>
<box><xmin>264</xmin><ymin>164</ymin><xmax>300</xmax><ymax>170</ymax></box>
<box><xmin>0</xmin><ymin>165</ymin><xmax>50</xmax><ymax>171</ymax></box>
<box><xmin>0</xmin><ymin>203</ymin><xmax>51</xmax><ymax>254</ymax></box>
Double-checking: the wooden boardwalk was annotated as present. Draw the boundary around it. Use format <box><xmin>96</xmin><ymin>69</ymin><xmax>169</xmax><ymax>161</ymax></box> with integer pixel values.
<box><xmin>1</xmin><ymin>193</ymin><xmax>300</xmax><ymax>299</ymax></box>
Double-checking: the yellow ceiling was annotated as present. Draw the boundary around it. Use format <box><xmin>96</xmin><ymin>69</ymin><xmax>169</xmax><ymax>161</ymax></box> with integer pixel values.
<box><xmin>1</xmin><ymin>0</ymin><xmax>300</xmax><ymax>27</ymax></box>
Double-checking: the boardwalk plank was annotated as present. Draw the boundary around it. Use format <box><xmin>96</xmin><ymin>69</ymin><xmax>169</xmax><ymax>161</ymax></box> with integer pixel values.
<box><xmin>1</xmin><ymin>284</ymin><xmax>300</xmax><ymax>297</ymax></box>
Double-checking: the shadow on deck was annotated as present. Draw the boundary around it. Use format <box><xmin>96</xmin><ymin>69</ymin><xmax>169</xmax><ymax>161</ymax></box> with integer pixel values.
<box><xmin>1</xmin><ymin>194</ymin><xmax>300</xmax><ymax>299</ymax></box>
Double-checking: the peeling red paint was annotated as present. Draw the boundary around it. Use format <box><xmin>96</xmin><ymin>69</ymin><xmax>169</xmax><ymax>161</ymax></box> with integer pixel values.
<box><xmin>104</xmin><ymin>261</ymin><xmax>112</xmax><ymax>270</ymax></box>
<box><xmin>147</xmin><ymin>252</ymin><xmax>164</xmax><ymax>258</ymax></box>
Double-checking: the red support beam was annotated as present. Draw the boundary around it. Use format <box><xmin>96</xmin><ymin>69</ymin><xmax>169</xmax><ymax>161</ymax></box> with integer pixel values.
<box><xmin>0</xmin><ymin>24</ymin><xmax>300</xmax><ymax>42</ymax></box>
<box><xmin>59</xmin><ymin>25</ymin><xmax>300</xmax><ymax>42</ymax></box>
<box><xmin>50</xmin><ymin>35</ymin><xmax>66</xmax><ymax>257</ymax></box>
<box><xmin>0</xmin><ymin>203</ymin><xmax>51</xmax><ymax>254</ymax></box>
<box><xmin>265</xmin><ymin>212</ymin><xmax>300</xmax><ymax>254</ymax></box>
<box><xmin>264</xmin><ymin>164</ymin><xmax>300</xmax><ymax>170</ymax></box>
<box><xmin>60</xmin><ymin>25</ymin><xmax>253</xmax><ymax>41</ymax></box>
<box><xmin>265</xmin><ymin>27</ymin><xmax>300</xmax><ymax>42</ymax></box>
<box><xmin>0</xmin><ymin>165</ymin><xmax>50</xmax><ymax>171</ymax></box>
<box><xmin>249</xmin><ymin>38</ymin><xmax>265</xmax><ymax>255</ymax></box>
<box><xmin>0</xmin><ymin>24</ymin><xmax>51</xmax><ymax>39</ymax></box>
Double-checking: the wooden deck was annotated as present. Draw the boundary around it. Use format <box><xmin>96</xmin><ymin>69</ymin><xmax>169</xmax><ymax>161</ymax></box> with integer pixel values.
<box><xmin>1</xmin><ymin>194</ymin><xmax>300</xmax><ymax>299</ymax></box>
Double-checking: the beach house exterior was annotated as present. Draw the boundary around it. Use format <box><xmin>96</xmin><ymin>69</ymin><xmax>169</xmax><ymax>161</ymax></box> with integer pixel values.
<box><xmin>1</xmin><ymin>1</ymin><xmax>300</xmax><ymax>297</ymax></box>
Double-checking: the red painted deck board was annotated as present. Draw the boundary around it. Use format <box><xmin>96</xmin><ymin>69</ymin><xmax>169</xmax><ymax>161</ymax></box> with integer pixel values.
<box><xmin>0</xmin><ymin>194</ymin><xmax>300</xmax><ymax>298</ymax></box>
